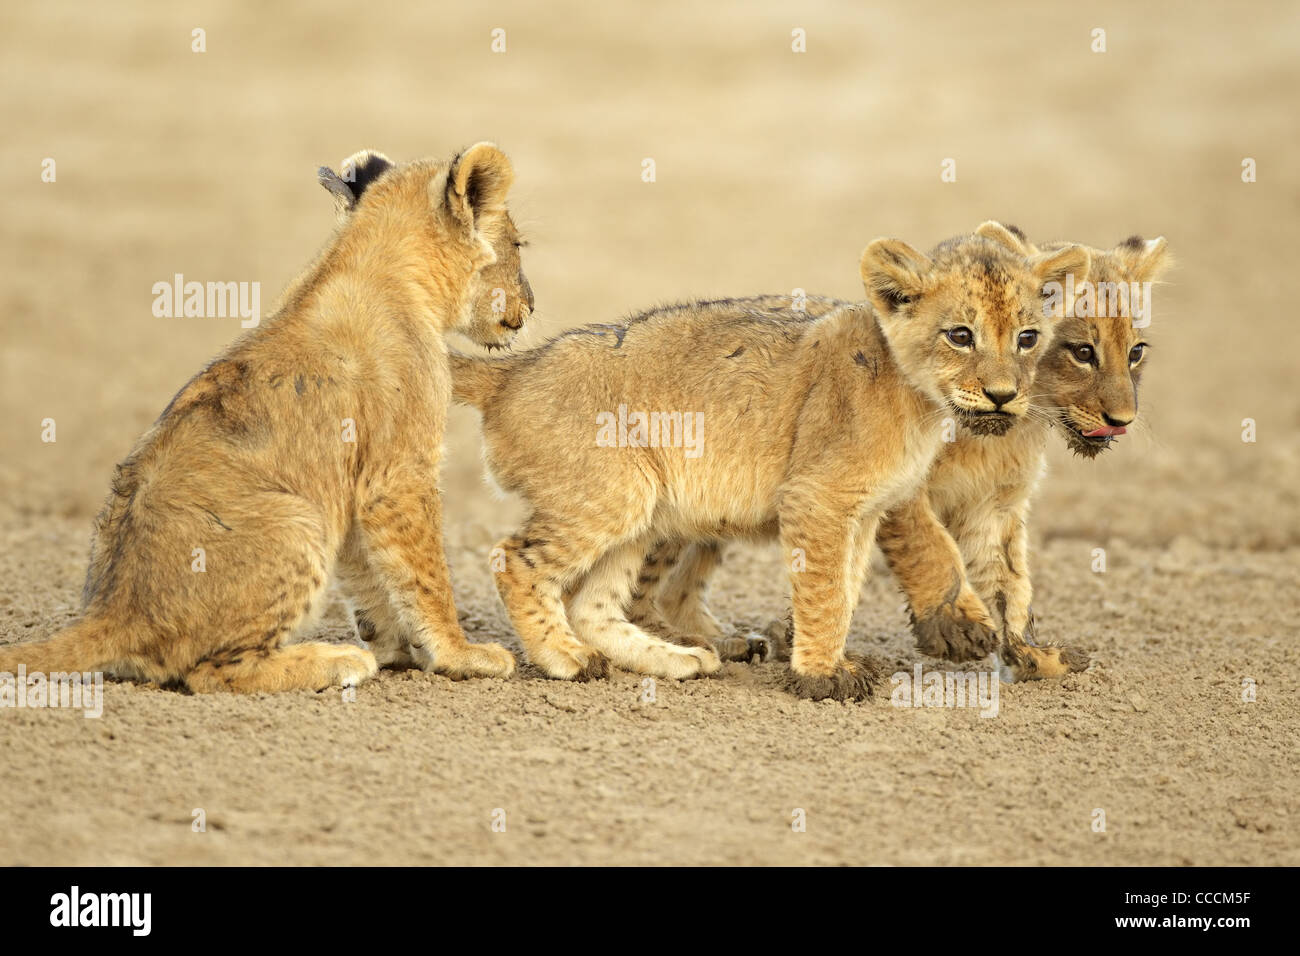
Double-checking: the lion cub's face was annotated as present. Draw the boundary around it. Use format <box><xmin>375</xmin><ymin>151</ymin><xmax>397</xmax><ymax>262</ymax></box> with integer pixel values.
<box><xmin>463</xmin><ymin>211</ymin><xmax>534</xmax><ymax>349</ymax></box>
<box><xmin>1033</xmin><ymin>237</ymin><xmax>1169</xmax><ymax>456</ymax></box>
<box><xmin>317</xmin><ymin>143</ymin><xmax>533</xmax><ymax>348</ymax></box>
<box><xmin>973</xmin><ymin>224</ymin><xmax>1171</xmax><ymax>457</ymax></box>
<box><xmin>861</xmin><ymin>233</ymin><xmax>1090</xmax><ymax>435</ymax></box>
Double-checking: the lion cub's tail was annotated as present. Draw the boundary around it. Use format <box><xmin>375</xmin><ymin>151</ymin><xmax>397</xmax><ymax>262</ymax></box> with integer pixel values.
<box><xmin>0</xmin><ymin>619</ymin><xmax>115</xmax><ymax>675</ymax></box>
<box><xmin>449</xmin><ymin>351</ymin><xmax>514</xmax><ymax>409</ymax></box>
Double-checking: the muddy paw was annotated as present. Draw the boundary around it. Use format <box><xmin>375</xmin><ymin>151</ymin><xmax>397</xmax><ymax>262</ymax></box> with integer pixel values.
<box><xmin>910</xmin><ymin>604</ymin><xmax>997</xmax><ymax>662</ymax></box>
<box><xmin>716</xmin><ymin>633</ymin><xmax>768</xmax><ymax>663</ymax></box>
<box><xmin>537</xmin><ymin>644</ymin><xmax>611</xmax><ymax>682</ymax></box>
<box><xmin>760</xmin><ymin>614</ymin><xmax>793</xmax><ymax>662</ymax></box>
<box><xmin>1001</xmin><ymin>641</ymin><xmax>1090</xmax><ymax>681</ymax></box>
<box><xmin>785</xmin><ymin>653</ymin><xmax>883</xmax><ymax>702</ymax></box>
<box><xmin>572</xmin><ymin>647</ymin><xmax>611</xmax><ymax>681</ymax></box>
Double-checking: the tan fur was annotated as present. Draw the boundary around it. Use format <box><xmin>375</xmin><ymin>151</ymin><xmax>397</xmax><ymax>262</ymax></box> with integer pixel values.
<box><xmin>0</xmin><ymin>144</ymin><xmax>532</xmax><ymax>692</ymax></box>
<box><xmin>452</xmin><ymin>239</ymin><xmax>1088</xmax><ymax>698</ymax></box>
<box><xmin>884</xmin><ymin>224</ymin><xmax>1171</xmax><ymax>680</ymax></box>
<box><xmin>645</xmin><ymin>224</ymin><xmax>1170</xmax><ymax>682</ymax></box>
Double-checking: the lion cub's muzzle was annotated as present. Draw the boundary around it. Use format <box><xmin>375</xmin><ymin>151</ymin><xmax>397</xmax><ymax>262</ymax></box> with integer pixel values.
<box><xmin>953</xmin><ymin>407</ymin><xmax>1018</xmax><ymax>436</ymax></box>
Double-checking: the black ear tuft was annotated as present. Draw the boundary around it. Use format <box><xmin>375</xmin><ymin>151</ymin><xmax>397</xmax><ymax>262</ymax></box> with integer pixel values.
<box><xmin>319</xmin><ymin>151</ymin><xmax>394</xmax><ymax>217</ymax></box>
<box><xmin>341</xmin><ymin>150</ymin><xmax>393</xmax><ymax>199</ymax></box>
<box><xmin>1004</xmin><ymin>223</ymin><xmax>1028</xmax><ymax>241</ymax></box>
<box><xmin>1119</xmin><ymin>234</ymin><xmax>1145</xmax><ymax>250</ymax></box>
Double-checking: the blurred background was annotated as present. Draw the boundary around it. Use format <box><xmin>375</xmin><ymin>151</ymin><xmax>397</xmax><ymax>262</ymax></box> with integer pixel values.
<box><xmin>2</xmin><ymin>0</ymin><xmax>1297</xmax><ymax>549</ymax></box>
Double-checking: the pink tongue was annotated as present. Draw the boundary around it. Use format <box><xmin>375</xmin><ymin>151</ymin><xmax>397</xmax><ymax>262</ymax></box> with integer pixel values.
<box><xmin>1083</xmin><ymin>425</ymin><xmax>1126</xmax><ymax>437</ymax></box>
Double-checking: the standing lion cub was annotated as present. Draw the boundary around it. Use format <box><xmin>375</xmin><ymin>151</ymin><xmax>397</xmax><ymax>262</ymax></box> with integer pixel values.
<box><xmin>452</xmin><ymin>233</ymin><xmax>1090</xmax><ymax>699</ymax></box>
<box><xmin>0</xmin><ymin>144</ymin><xmax>530</xmax><ymax>693</ymax></box>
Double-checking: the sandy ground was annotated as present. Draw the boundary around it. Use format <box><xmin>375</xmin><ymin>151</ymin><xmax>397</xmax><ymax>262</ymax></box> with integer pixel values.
<box><xmin>1</xmin><ymin>1</ymin><xmax>1297</xmax><ymax>865</ymax></box>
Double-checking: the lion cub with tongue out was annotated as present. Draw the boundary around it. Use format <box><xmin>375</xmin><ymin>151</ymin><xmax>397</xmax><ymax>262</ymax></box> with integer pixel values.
<box><xmin>638</xmin><ymin>223</ymin><xmax>1169</xmax><ymax>685</ymax></box>
<box><xmin>452</xmin><ymin>232</ymin><xmax>1089</xmax><ymax>699</ymax></box>
<box><xmin>878</xmin><ymin>224</ymin><xmax>1170</xmax><ymax>681</ymax></box>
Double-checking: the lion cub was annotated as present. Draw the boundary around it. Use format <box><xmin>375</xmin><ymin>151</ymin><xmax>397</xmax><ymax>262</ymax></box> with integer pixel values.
<box><xmin>0</xmin><ymin>144</ymin><xmax>531</xmax><ymax>693</ymax></box>
<box><xmin>452</xmin><ymin>234</ymin><xmax>1089</xmax><ymax>699</ymax></box>
<box><xmin>878</xmin><ymin>223</ymin><xmax>1171</xmax><ymax>680</ymax></box>
<box><xmin>638</xmin><ymin>224</ymin><xmax>1169</xmax><ymax>683</ymax></box>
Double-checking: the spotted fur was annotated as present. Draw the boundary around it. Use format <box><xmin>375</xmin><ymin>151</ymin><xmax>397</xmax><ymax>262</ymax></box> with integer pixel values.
<box><xmin>0</xmin><ymin>144</ymin><xmax>531</xmax><ymax>692</ymax></box>
<box><xmin>451</xmin><ymin>234</ymin><xmax>1088</xmax><ymax>698</ymax></box>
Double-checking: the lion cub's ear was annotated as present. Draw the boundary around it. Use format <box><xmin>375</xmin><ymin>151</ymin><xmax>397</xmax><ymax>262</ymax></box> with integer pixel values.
<box><xmin>860</xmin><ymin>239</ymin><xmax>934</xmax><ymax>315</ymax></box>
<box><xmin>318</xmin><ymin>149</ymin><xmax>394</xmax><ymax>219</ymax></box>
<box><xmin>442</xmin><ymin>142</ymin><xmax>515</xmax><ymax>231</ymax></box>
<box><xmin>1113</xmin><ymin>235</ymin><xmax>1171</xmax><ymax>283</ymax></box>
<box><xmin>1031</xmin><ymin>244</ymin><xmax>1091</xmax><ymax>320</ymax></box>
<box><xmin>975</xmin><ymin>221</ymin><xmax>1037</xmax><ymax>256</ymax></box>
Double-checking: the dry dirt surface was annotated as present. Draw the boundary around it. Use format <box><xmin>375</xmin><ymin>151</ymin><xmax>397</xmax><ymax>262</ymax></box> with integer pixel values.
<box><xmin>1</xmin><ymin>1</ymin><xmax>1297</xmax><ymax>865</ymax></box>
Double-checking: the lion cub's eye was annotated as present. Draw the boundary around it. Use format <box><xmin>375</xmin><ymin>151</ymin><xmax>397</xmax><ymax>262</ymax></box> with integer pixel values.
<box><xmin>1069</xmin><ymin>343</ymin><xmax>1095</xmax><ymax>364</ymax></box>
<box><xmin>1017</xmin><ymin>330</ymin><xmax>1040</xmax><ymax>350</ymax></box>
<box><xmin>945</xmin><ymin>327</ymin><xmax>974</xmax><ymax>347</ymax></box>
<box><xmin>1129</xmin><ymin>343</ymin><xmax>1147</xmax><ymax>365</ymax></box>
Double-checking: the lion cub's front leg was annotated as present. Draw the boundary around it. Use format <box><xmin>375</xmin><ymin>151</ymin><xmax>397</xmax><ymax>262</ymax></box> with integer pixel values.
<box><xmin>357</xmin><ymin>476</ymin><xmax>515</xmax><ymax>680</ymax></box>
<box><xmin>959</xmin><ymin>509</ymin><xmax>1089</xmax><ymax>682</ymax></box>
<box><xmin>780</xmin><ymin>492</ymin><xmax>884</xmax><ymax>701</ymax></box>
<box><xmin>878</xmin><ymin>491</ymin><xmax>999</xmax><ymax>662</ymax></box>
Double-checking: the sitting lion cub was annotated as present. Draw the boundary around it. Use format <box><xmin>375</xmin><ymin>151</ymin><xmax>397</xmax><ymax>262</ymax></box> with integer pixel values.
<box><xmin>451</xmin><ymin>233</ymin><xmax>1089</xmax><ymax>699</ymax></box>
<box><xmin>0</xmin><ymin>144</ymin><xmax>530</xmax><ymax>692</ymax></box>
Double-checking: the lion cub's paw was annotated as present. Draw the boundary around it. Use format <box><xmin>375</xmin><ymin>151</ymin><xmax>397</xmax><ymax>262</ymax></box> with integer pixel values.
<box><xmin>536</xmin><ymin>644</ymin><xmax>610</xmax><ymax>682</ymax></box>
<box><xmin>330</xmin><ymin>645</ymin><xmax>380</xmax><ymax>688</ymax></box>
<box><xmin>1001</xmin><ymin>641</ymin><xmax>1091</xmax><ymax>681</ymax></box>
<box><xmin>688</xmin><ymin>645</ymin><xmax>724</xmax><ymax>677</ymax></box>
<box><xmin>716</xmin><ymin>632</ymin><xmax>769</xmax><ymax>663</ymax></box>
<box><xmin>368</xmin><ymin>639</ymin><xmax>416</xmax><ymax>669</ymax></box>
<box><xmin>436</xmin><ymin>641</ymin><xmax>517</xmax><ymax>680</ymax></box>
<box><xmin>911</xmin><ymin>602</ymin><xmax>998</xmax><ymax>663</ymax></box>
<box><xmin>649</xmin><ymin>643</ymin><xmax>723</xmax><ymax>680</ymax></box>
<box><xmin>785</xmin><ymin>653</ymin><xmax>883</xmax><ymax>702</ymax></box>
<box><xmin>759</xmin><ymin>614</ymin><xmax>793</xmax><ymax>662</ymax></box>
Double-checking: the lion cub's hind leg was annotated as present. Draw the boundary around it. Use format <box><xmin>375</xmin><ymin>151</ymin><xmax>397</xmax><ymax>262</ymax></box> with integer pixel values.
<box><xmin>631</xmin><ymin>539</ymin><xmax>768</xmax><ymax>663</ymax></box>
<box><xmin>656</xmin><ymin>539</ymin><xmax>770</xmax><ymax>662</ymax></box>
<box><xmin>653</xmin><ymin>539</ymin><xmax>727</xmax><ymax>640</ymax></box>
<box><xmin>627</xmin><ymin>538</ymin><xmax>725</xmax><ymax>653</ymax></box>
<box><xmin>186</xmin><ymin>642</ymin><xmax>378</xmax><ymax>694</ymax></box>
<box><xmin>495</xmin><ymin>515</ymin><xmax>613</xmax><ymax>681</ymax></box>
<box><xmin>625</xmin><ymin>539</ymin><xmax>683</xmax><ymax>635</ymax></box>
<box><xmin>569</xmin><ymin>538</ymin><xmax>721</xmax><ymax>680</ymax></box>
<box><xmin>182</xmin><ymin>504</ymin><xmax>377</xmax><ymax>694</ymax></box>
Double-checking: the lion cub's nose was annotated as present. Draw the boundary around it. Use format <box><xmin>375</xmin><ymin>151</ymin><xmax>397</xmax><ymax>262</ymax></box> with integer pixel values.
<box><xmin>983</xmin><ymin>387</ymin><xmax>1017</xmax><ymax>408</ymax></box>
